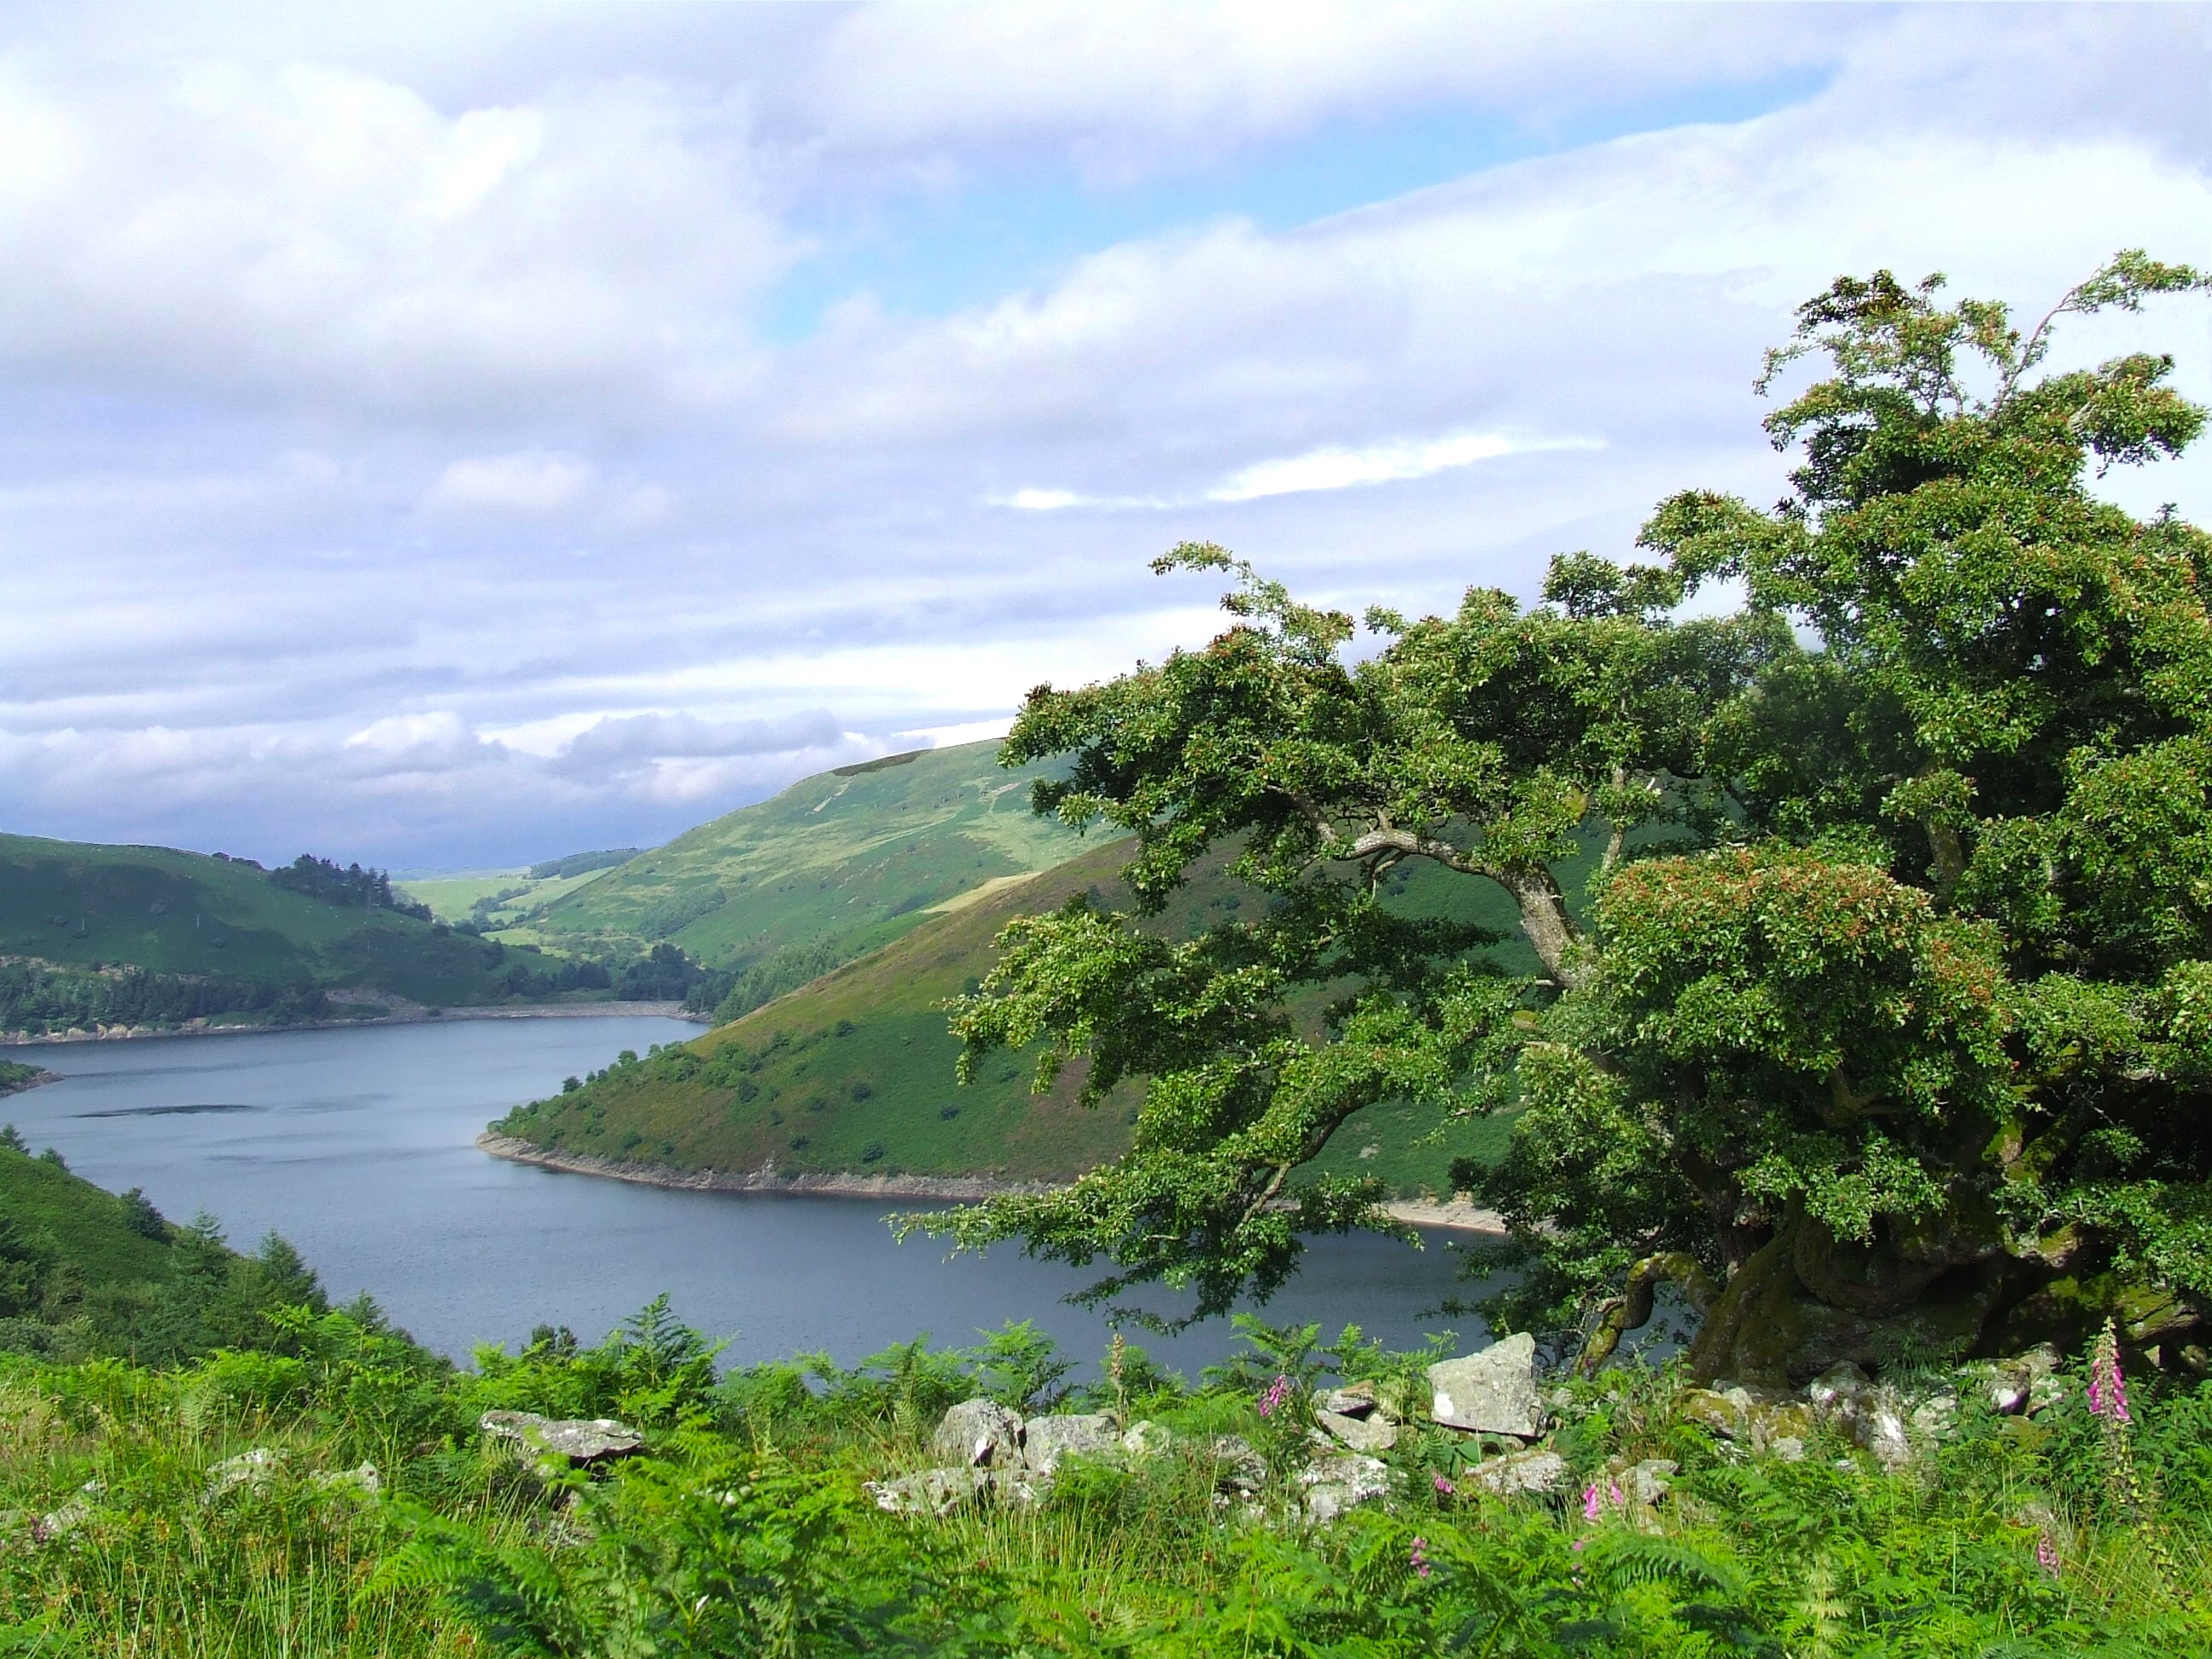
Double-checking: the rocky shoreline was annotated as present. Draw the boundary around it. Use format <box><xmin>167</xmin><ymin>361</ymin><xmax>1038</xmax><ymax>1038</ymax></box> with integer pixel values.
<box><xmin>474</xmin><ymin>1132</ymin><xmax>1507</xmax><ymax>1232</ymax></box>
<box><xmin>0</xmin><ymin>999</ymin><xmax>705</xmax><ymax>1049</ymax></box>
<box><xmin>0</xmin><ymin>1066</ymin><xmax>60</xmax><ymax>1097</ymax></box>
<box><xmin>474</xmin><ymin>1132</ymin><xmax>1052</xmax><ymax>1202</ymax></box>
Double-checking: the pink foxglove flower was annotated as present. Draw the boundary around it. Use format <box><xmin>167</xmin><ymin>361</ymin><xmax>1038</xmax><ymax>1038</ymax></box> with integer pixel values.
<box><xmin>2035</xmin><ymin>1533</ymin><xmax>2060</xmax><ymax>1576</ymax></box>
<box><xmin>1582</xmin><ymin>1481</ymin><xmax>1602</xmax><ymax>1522</ymax></box>
<box><xmin>1432</xmin><ymin>1473</ymin><xmax>1455</xmax><ymax>1496</ymax></box>
<box><xmin>1257</xmin><ymin>1374</ymin><xmax>1292</xmax><ymax>1418</ymax></box>
<box><xmin>1409</xmin><ymin>1535</ymin><xmax>1431</xmax><ymax>1579</ymax></box>
<box><xmin>2089</xmin><ymin>1319</ymin><xmax>2133</xmax><ymax>1425</ymax></box>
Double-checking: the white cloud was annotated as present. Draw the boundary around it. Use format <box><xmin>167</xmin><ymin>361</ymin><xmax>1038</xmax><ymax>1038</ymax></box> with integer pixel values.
<box><xmin>1209</xmin><ymin>432</ymin><xmax>1520</xmax><ymax>502</ymax></box>
<box><xmin>0</xmin><ymin>5</ymin><xmax>2204</xmax><ymax>868</ymax></box>
<box><xmin>1000</xmin><ymin>430</ymin><xmax>1574</xmax><ymax>509</ymax></box>
<box><xmin>424</xmin><ymin>451</ymin><xmax>597</xmax><ymax>516</ymax></box>
<box><xmin>0</xmin><ymin>57</ymin><xmax>790</xmax><ymax>415</ymax></box>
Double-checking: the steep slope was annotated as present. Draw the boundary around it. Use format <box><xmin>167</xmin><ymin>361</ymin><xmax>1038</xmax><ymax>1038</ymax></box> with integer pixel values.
<box><xmin>0</xmin><ymin>1141</ymin><xmax>178</xmax><ymax>1293</ymax></box>
<box><xmin>492</xmin><ymin>841</ymin><xmax>1526</xmax><ymax>1198</ymax></box>
<box><xmin>522</xmin><ymin>742</ymin><xmax>1092</xmax><ymax>977</ymax></box>
<box><xmin>0</xmin><ymin>833</ymin><xmax>580</xmax><ymax>1033</ymax></box>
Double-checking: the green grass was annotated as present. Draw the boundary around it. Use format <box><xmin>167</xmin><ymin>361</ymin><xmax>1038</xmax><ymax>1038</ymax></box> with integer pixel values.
<box><xmin>522</xmin><ymin>741</ymin><xmax>1097</xmax><ymax>971</ymax></box>
<box><xmin>0</xmin><ymin>1147</ymin><xmax>176</xmax><ymax>1291</ymax></box>
<box><xmin>396</xmin><ymin>868</ymin><xmax>616</xmax><ymax>933</ymax></box>
<box><xmin>0</xmin><ymin>1289</ymin><xmax>2202</xmax><ymax>1656</ymax></box>
<box><xmin>499</xmin><ymin>843</ymin><xmax>1528</xmax><ymax>1196</ymax></box>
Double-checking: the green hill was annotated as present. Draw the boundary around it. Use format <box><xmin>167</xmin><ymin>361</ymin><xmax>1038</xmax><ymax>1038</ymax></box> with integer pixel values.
<box><xmin>492</xmin><ymin>839</ymin><xmax>1527</xmax><ymax>1199</ymax></box>
<box><xmin>0</xmin><ymin>1132</ymin><xmax>335</xmax><ymax>1364</ymax></box>
<box><xmin>518</xmin><ymin>742</ymin><xmax>1096</xmax><ymax>989</ymax></box>
<box><xmin>0</xmin><ymin>833</ymin><xmax>602</xmax><ymax>1035</ymax></box>
<box><xmin>0</xmin><ymin>1138</ymin><xmax>178</xmax><ymax>1294</ymax></box>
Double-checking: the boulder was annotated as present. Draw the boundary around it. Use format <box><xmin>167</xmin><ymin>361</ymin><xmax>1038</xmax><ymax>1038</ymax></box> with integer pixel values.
<box><xmin>1022</xmin><ymin>1412</ymin><xmax>1120</xmax><ymax>1475</ymax></box>
<box><xmin>1316</xmin><ymin>1407</ymin><xmax>1396</xmax><ymax>1453</ymax></box>
<box><xmin>1208</xmin><ymin>1435</ymin><xmax>1266</xmax><ymax>1496</ymax></box>
<box><xmin>1968</xmin><ymin>1346</ymin><xmax>2063</xmax><ymax>1415</ymax></box>
<box><xmin>866</xmin><ymin>1468</ymin><xmax>993</xmax><ymax>1516</ymax></box>
<box><xmin>1121</xmin><ymin>1419</ymin><xmax>1173</xmax><ymax>1460</ymax></box>
<box><xmin>31</xmin><ymin>1481</ymin><xmax>101</xmax><ymax>1544</ymax></box>
<box><xmin>1615</xmin><ymin>1458</ymin><xmax>1678</xmax><ymax>1505</ymax></box>
<box><xmin>1317</xmin><ymin>1381</ymin><xmax>1394</xmax><ymax>1423</ymax></box>
<box><xmin>205</xmin><ymin>1447</ymin><xmax>281</xmax><ymax>1500</ymax></box>
<box><xmin>310</xmin><ymin>1463</ymin><xmax>381</xmax><ymax>1499</ymax></box>
<box><xmin>1428</xmin><ymin>1333</ymin><xmax>1545</xmax><ymax>1437</ymax></box>
<box><xmin>480</xmin><ymin>1411</ymin><xmax>644</xmax><ymax>1466</ymax></box>
<box><xmin>1679</xmin><ymin>1385</ymin><xmax>1814</xmax><ymax>1455</ymax></box>
<box><xmin>1798</xmin><ymin>1365</ymin><xmax>1929</xmax><ymax>1470</ymax></box>
<box><xmin>1466</xmin><ymin>1447</ymin><xmax>1569</xmax><ymax>1498</ymax></box>
<box><xmin>933</xmin><ymin>1398</ymin><xmax>1026</xmax><ymax>1468</ymax></box>
<box><xmin>1297</xmin><ymin>1453</ymin><xmax>1390</xmax><ymax>1523</ymax></box>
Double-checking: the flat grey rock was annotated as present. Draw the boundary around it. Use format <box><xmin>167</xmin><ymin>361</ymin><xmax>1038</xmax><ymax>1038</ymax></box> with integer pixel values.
<box><xmin>1296</xmin><ymin>1453</ymin><xmax>1389</xmax><ymax>1523</ymax></box>
<box><xmin>932</xmin><ymin>1398</ymin><xmax>1025</xmax><ymax>1469</ymax></box>
<box><xmin>1316</xmin><ymin>1408</ymin><xmax>1396</xmax><ymax>1452</ymax></box>
<box><xmin>480</xmin><ymin>1411</ymin><xmax>644</xmax><ymax>1465</ymax></box>
<box><xmin>1317</xmin><ymin>1382</ymin><xmax>1389</xmax><ymax>1422</ymax></box>
<box><xmin>1428</xmin><ymin>1333</ymin><xmax>1545</xmax><ymax>1437</ymax></box>
<box><xmin>1467</xmin><ymin>1447</ymin><xmax>1568</xmax><ymax>1498</ymax></box>
<box><xmin>1021</xmin><ymin>1412</ymin><xmax>1119</xmax><ymax>1474</ymax></box>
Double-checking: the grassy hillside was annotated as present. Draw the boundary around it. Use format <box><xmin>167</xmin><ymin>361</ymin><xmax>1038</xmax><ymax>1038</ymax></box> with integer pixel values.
<box><xmin>0</xmin><ymin>1139</ymin><xmax>177</xmax><ymax>1291</ymax></box>
<box><xmin>494</xmin><ymin>839</ymin><xmax>1526</xmax><ymax>1197</ymax></box>
<box><xmin>0</xmin><ymin>833</ymin><xmax>587</xmax><ymax>1032</ymax></box>
<box><xmin>522</xmin><ymin>742</ymin><xmax>1095</xmax><ymax>977</ymax></box>
<box><xmin>0</xmin><ymin>1133</ymin><xmax>335</xmax><ymax>1365</ymax></box>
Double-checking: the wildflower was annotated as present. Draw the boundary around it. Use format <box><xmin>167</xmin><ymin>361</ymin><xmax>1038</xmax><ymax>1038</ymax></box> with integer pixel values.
<box><xmin>1410</xmin><ymin>1535</ymin><xmax>1431</xmax><ymax>1579</ymax></box>
<box><xmin>2035</xmin><ymin>1532</ymin><xmax>2060</xmax><ymax>1577</ymax></box>
<box><xmin>2089</xmin><ymin>1319</ymin><xmax>2133</xmax><ymax>1425</ymax></box>
<box><xmin>1432</xmin><ymin>1473</ymin><xmax>1455</xmax><ymax>1496</ymax></box>
<box><xmin>1257</xmin><ymin>1374</ymin><xmax>1292</xmax><ymax>1418</ymax></box>
<box><xmin>1608</xmin><ymin>1479</ymin><xmax>1625</xmax><ymax>1508</ymax></box>
<box><xmin>1582</xmin><ymin>1481</ymin><xmax>1602</xmax><ymax>1522</ymax></box>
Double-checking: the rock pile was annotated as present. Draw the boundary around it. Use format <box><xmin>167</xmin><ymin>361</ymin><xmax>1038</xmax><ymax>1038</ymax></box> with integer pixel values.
<box><xmin>868</xmin><ymin>1336</ymin><xmax>2057</xmax><ymax>1529</ymax></box>
<box><xmin>870</xmin><ymin>1405</ymin><xmax>1141</xmax><ymax>1515</ymax></box>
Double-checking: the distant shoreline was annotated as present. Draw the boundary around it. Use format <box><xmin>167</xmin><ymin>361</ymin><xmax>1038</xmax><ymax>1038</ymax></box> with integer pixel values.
<box><xmin>0</xmin><ymin>1000</ymin><xmax>709</xmax><ymax>1049</ymax></box>
<box><xmin>474</xmin><ymin>1132</ymin><xmax>1508</xmax><ymax>1234</ymax></box>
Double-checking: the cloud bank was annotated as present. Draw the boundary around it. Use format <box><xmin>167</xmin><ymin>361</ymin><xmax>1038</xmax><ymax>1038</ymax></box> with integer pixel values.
<box><xmin>0</xmin><ymin>3</ymin><xmax>2203</xmax><ymax>867</ymax></box>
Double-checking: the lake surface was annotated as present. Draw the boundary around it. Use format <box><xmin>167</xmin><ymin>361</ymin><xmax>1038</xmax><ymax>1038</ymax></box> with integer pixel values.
<box><xmin>4</xmin><ymin>1017</ymin><xmax>1484</xmax><ymax>1374</ymax></box>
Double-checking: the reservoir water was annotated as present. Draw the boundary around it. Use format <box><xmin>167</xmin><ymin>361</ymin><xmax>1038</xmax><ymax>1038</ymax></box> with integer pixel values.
<box><xmin>4</xmin><ymin>1017</ymin><xmax>1482</xmax><ymax>1373</ymax></box>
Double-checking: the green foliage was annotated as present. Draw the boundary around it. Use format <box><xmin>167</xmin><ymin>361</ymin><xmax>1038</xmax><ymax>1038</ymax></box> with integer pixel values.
<box><xmin>924</xmin><ymin>253</ymin><xmax>2212</xmax><ymax>1382</ymax></box>
<box><xmin>3</xmin><ymin>1292</ymin><xmax>2208</xmax><ymax>1656</ymax></box>
<box><xmin>0</xmin><ymin>833</ymin><xmax>586</xmax><ymax>1029</ymax></box>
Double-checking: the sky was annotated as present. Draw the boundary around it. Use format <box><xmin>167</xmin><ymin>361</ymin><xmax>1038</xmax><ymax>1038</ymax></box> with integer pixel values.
<box><xmin>0</xmin><ymin>3</ymin><xmax>2207</xmax><ymax>871</ymax></box>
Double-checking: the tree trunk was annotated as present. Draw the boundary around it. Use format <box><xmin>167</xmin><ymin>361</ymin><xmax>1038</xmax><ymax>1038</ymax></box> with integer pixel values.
<box><xmin>1682</xmin><ymin>1213</ymin><xmax>2028</xmax><ymax>1387</ymax></box>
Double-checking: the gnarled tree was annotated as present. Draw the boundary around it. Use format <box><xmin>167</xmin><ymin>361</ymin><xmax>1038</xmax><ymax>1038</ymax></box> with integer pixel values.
<box><xmin>926</xmin><ymin>253</ymin><xmax>2212</xmax><ymax>1384</ymax></box>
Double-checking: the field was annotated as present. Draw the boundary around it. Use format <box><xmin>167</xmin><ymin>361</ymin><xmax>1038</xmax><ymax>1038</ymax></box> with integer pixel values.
<box><xmin>395</xmin><ymin>867</ymin><xmax>622</xmax><ymax>940</ymax></box>
<box><xmin>521</xmin><ymin>742</ymin><xmax>1096</xmax><ymax>972</ymax></box>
